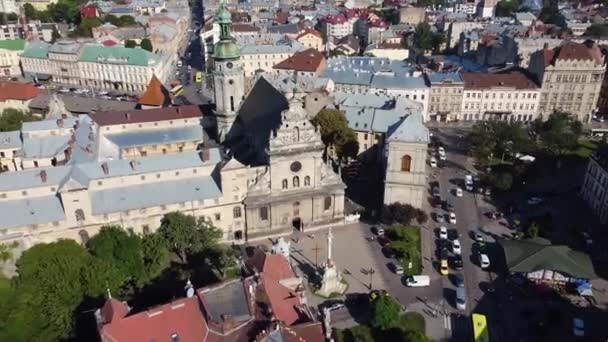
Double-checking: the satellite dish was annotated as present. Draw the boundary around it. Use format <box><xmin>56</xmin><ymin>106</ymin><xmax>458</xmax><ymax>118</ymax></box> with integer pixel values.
<box><xmin>186</xmin><ymin>287</ymin><xmax>195</xmax><ymax>298</ymax></box>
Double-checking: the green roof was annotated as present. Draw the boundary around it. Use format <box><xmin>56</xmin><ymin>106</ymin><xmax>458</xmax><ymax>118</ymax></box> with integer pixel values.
<box><xmin>0</xmin><ymin>39</ymin><xmax>26</xmax><ymax>51</ymax></box>
<box><xmin>21</xmin><ymin>41</ymin><xmax>49</xmax><ymax>59</ymax></box>
<box><xmin>79</xmin><ymin>45</ymin><xmax>159</xmax><ymax>67</ymax></box>
<box><xmin>498</xmin><ymin>238</ymin><xmax>597</xmax><ymax>279</ymax></box>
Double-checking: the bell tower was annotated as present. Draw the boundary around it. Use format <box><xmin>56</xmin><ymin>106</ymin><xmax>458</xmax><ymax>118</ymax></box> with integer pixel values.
<box><xmin>212</xmin><ymin>3</ymin><xmax>244</xmax><ymax>140</ymax></box>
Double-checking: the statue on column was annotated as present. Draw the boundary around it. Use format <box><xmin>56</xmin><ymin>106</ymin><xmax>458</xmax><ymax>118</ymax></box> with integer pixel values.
<box><xmin>316</xmin><ymin>228</ymin><xmax>347</xmax><ymax>297</ymax></box>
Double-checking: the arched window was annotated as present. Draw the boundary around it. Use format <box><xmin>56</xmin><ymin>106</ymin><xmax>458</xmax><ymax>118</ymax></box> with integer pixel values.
<box><xmin>75</xmin><ymin>209</ymin><xmax>85</xmax><ymax>222</ymax></box>
<box><xmin>293</xmin><ymin>201</ymin><xmax>300</xmax><ymax>216</ymax></box>
<box><xmin>304</xmin><ymin>176</ymin><xmax>310</xmax><ymax>186</ymax></box>
<box><xmin>401</xmin><ymin>155</ymin><xmax>412</xmax><ymax>172</ymax></box>
<box><xmin>233</xmin><ymin>206</ymin><xmax>242</xmax><ymax>218</ymax></box>
<box><xmin>324</xmin><ymin>196</ymin><xmax>332</xmax><ymax>211</ymax></box>
<box><xmin>78</xmin><ymin>229</ymin><xmax>90</xmax><ymax>245</ymax></box>
<box><xmin>294</xmin><ymin>126</ymin><xmax>300</xmax><ymax>142</ymax></box>
<box><xmin>293</xmin><ymin>176</ymin><xmax>300</xmax><ymax>188</ymax></box>
<box><xmin>282</xmin><ymin>179</ymin><xmax>288</xmax><ymax>189</ymax></box>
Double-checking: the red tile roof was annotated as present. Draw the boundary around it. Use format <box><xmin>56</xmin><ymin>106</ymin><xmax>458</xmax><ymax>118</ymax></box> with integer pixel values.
<box><xmin>296</xmin><ymin>28</ymin><xmax>322</xmax><ymax>39</ymax></box>
<box><xmin>0</xmin><ymin>81</ymin><xmax>39</xmax><ymax>101</ymax></box>
<box><xmin>101</xmin><ymin>298</ymin><xmax>130</xmax><ymax>324</ymax></box>
<box><xmin>276</xmin><ymin>10</ymin><xmax>289</xmax><ymax>25</ymax></box>
<box><xmin>100</xmin><ymin>296</ymin><xmax>209</xmax><ymax>342</ymax></box>
<box><xmin>259</xmin><ymin>254</ymin><xmax>302</xmax><ymax>325</ymax></box>
<box><xmin>325</xmin><ymin>14</ymin><xmax>346</xmax><ymax>25</ymax></box>
<box><xmin>273</xmin><ymin>48</ymin><xmax>326</xmax><ymax>73</ymax></box>
<box><xmin>549</xmin><ymin>41</ymin><xmax>604</xmax><ymax>65</ymax></box>
<box><xmin>90</xmin><ymin>105</ymin><xmax>203</xmax><ymax>126</ymax></box>
<box><xmin>462</xmin><ymin>72</ymin><xmax>538</xmax><ymax>90</ymax></box>
<box><xmin>138</xmin><ymin>74</ymin><xmax>171</xmax><ymax>107</ymax></box>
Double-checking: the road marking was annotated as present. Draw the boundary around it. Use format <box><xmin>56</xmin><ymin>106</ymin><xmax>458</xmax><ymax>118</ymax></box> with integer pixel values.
<box><xmin>444</xmin><ymin>314</ymin><xmax>452</xmax><ymax>330</ymax></box>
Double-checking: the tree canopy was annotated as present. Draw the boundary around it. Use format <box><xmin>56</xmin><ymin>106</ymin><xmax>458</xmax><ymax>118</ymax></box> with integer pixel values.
<box><xmin>381</xmin><ymin>203</ymin><xmax>426</xmax><ymax>225</ymax></box>
<box><xmin>468</xmin><ymin>121</ymin><xmax>532</xmax><ymax>165</ymax></box>
<box><xmin>495</xmin><ymin>0</ymin><xmax>520</xmax><ymax>17</ymax></box>
<box><xmin>584</xmin><ymin>24</ymin><xmax>608</xmax><ymax>38</ymax></box>
<box><xmin>124</xmin><ymin>39</ymin><xmax>137</xmax><ymax>48</ymax></box>
<box><xmin>370</xmin><ymin>294</ymin><xmax>401</xmax><ymax>330</ymax></box>
<box><xmin>105</xmin><ymin>14</ymin><xmax>137</xmax><ymax>27</ymax></box>
<box><xmin>533</xmin><ymin>111</ymin><xmax>581</xmax><ymax>155</ymax></box>
<box><xmin>158</xmin><ymin>212</ymin><xmax>222</xmax><ymax>263</ymax></box>
<box><xmin>538</xmin><ymin>0</ymin><xmax>565</xmax><ymax>27</ymax></box>
<box><xmin>140</xmin><ymin>38</ymin><xmax>153</xmax><ymax>52</ymax></box>
<box><xmin>0</xmin><ymin>109</ymin><xmax>40</xmax><ymax>132</ymax></box>
<box><xmin>312</xmin><ymin>108</ymin><xmax>359</xmax><ymax>162</ymax></box>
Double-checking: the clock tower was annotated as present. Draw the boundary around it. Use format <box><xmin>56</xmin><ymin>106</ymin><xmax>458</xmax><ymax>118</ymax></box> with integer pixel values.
<box><xmin>212</xmin><ymin>3</ymin><xmax>244</xmax><ymax>140</ymax></box>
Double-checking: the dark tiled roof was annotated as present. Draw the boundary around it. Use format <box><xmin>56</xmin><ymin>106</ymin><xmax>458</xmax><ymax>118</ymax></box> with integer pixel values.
<box><xmin>462</xmin><ymin>71</ymin><xmax>538</xmax><ymax>90</ymax></box>
<box><xmin>90</xmin><ymin>105</ymin><xmax>203</xmax><ymax>126</ymax></box>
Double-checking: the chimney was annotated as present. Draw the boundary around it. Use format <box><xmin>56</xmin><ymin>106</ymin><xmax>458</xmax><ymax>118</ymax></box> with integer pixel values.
<box><xmin>56</xmin><ymin>118</ymin><xmax>64</xmax><ymax>128</ymax></box>
<box><xmin>129</xmin><ymin>160</ymin><xmax>136</xmax><ymax>170</ymax></box>
<box><xmin>101</xmin><ymin>162</ymin><xmax>109</xmax><ymax>175</ymax></box>
<box><xmin>199</xmin><ymin>149</ymin><xmax>210</xmax><ymax>161</ymax></box>
<box><xmin>40</xmin><ymin>170</ymin><xmax>47</xmax><ymax>183</ymax></box>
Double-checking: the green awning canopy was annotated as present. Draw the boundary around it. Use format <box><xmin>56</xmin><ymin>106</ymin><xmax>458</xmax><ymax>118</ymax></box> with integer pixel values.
<box><xmin>497</xmin><ymin>238</ymin><xmax>597</xmax><ymax>279</ymax></box>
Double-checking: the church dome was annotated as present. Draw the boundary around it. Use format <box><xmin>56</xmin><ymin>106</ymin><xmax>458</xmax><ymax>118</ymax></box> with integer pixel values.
<box><xmin>213</xmin><ymin>39</ymin><xmax>240</xmax><ymax>60</ymax></box>
<box><xmin>215</xmin><ymin>5</ymin><xmax>232</xmax><ymax>24</ymax></box>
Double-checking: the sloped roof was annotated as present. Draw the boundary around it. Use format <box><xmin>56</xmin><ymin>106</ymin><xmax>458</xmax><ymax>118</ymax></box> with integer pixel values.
<box><xmin>273</xmin><ymin>48</ymin><xmax>325</xmax><ymax>73</ymax></box>
<box><xmin>138</xmin><ymin>75</ymin><xmax>171</xmax><ymax>107</ymax></box>
<box><xmin>0</xmin><ymin>81</ymin><xmax>40</xmax><ymax>101</ymax></box>
<box><xmin>498</xmin><ymin>238</ymin><xmax>597</xmax><ymax>278</ymax></box>
<box><xmin>462</xmin><ymin>71</ymin><xmax>538</xmax><ymax>90</ymax></box>
<box><xmin>545</xmin><ymin>41</ymin><xmax>604</xmax><ymax>65</ymax></box>
<box><xmin>89</xmin><ymin>105</ymin><xmax>203</xmax><ymax>126</ymax></box>
<box><xmin>100</xmin><ymin>296</ymin><xmax>209</xmax><ymax>342</ymax></box>
<box><xmin>386</xmin><ymin>113</ymin><xmax>429</xmax><ymax>143</ymax></box>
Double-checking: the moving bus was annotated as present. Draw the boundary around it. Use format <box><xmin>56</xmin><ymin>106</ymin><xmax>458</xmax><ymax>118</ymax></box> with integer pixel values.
<box><xmin>472</xmin><ymin>313</ymin><xmax>489</xmax><ymax>342</ymax></box>
<box><xmin>195</xmin><ymin>71</ymin><xmax>203</xmax><ymax>83</ymax></box>
<box><xmin>171</xmin><ymin>85</ymin><xmax>184</xmax><ymax>96</ymax></box>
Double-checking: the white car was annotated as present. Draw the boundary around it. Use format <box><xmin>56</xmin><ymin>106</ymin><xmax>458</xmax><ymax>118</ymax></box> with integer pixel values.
<box><xmin>438</xmin><ymin>146</ymin><xmax>445</xmax><ymax>155</ymax></box>
<box><xmin>474</xmin><ymin>231</ymin><xmax>484</xmax><ymax>242</ymax></box>
<box><xmin>452</xmin><ymin>239</ymin><xmax>462</xmax><ymax>255</ymax></box>
<box><xmin>439</xmin><ymin>153</ymin><xmax>446</xmax><ymax>161</ymax></box>
<box><xmin>455</xmin><ymin>187</ymin><xmax>463</xmax><ymax>197</ymax></box>
<box><xmin>439</xmin><ymin>226</ymin><xmax>448</xmax><ymax>239</ymax></box>
<box><xmin>573</xmin><ymin>318</ymin><xmax>584</xmax><ymax>337</ymax></box>
<box><xmin>430</xmin><ymin>157</ymin><xmax>437</xmax><ymax>168</ymax></box>
<box><xmin>449</xmin><ymin>212</ymin><xmax>456</xmax><ymax>224</ymax></box>
<box><xmin>464</xmin><ymin>175</ymin><xmax>474</xmax><ymax>191</ymax></box>
<box><xmin>479</xmin><ymin>254</ymin><xmax>490</xmax><ymax>269</ymax></box>
<box><xmin>527</xmin><ymin>196</ymin><xmax>543</xmax><ymax>205</ymax></box>
<box><xmin>58</xmin><ymin>88</ymin><xmax>70</xmax><ymax>93</ymax></box>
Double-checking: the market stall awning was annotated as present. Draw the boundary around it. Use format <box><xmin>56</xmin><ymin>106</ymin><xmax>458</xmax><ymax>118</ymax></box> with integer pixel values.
<box><xmin>497</xmin><ymin>238</ymin><xmax>597</xmax><ymax>279</ymax></box>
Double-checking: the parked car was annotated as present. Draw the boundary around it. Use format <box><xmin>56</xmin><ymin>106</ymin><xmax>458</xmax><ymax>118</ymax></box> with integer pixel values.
<box><xmin>484</xmin><ymin>188</ymin><xmax>492</xmax><ymax>196</ymax></box>
<box><xmin>452</xmin><ymin>239</ymin><xmax>462</xmax><ymax>255</ymax></box>
<box><xmin>447</xmin><ymin>229</ymin><xmax>459</xmax><ymax>241</ymax></box>
<box><xmin>479</xmin><ymin>254</ymin><xmax>490</xmax><ymax>269</ymax></box>
<box><xmin>430</xmin><ymin>157</ymin><xmax>437</xmax><ymax>167</ymax></box>
<box><xmin>439</xmin><ymin>247</ymin><xmax>450</xmax><ymax>261</ymax></box>
<box><xmin>451</xmin><ymin>255</ymin><xmax>463</xmax><ymax>270</ymax></box>
<box><xmin>435</xmin><ymin>213</ymin><xmax>445</xmax><ymax>223</ymax></box>
<box><xmin>449</xmin><ymin>212</ymin><xmax>457</xmax><ymax>224</ymax></box>
<box><xmin>453</xmin><ymin>273</ymin><xmax>465</xmax><ymax>287</ymax></box>
<box><xmin>374</xmin><ymin>227</ymin><xmax>385</xmax><ymax>236</ymax></box>
<box><xmin>432</xmin><ymin>187</ymin><xmax>441</xmax><ymax>198</ymax></box>
<box><xmin>443</xmin><ymin>201</ymin><xmax>454</xmax><ymax>211</ymax></box>
<box><xmin>97</xmin><ymin>90</ymin><xmax>109</xmax><ymax>96</ymax></box>
<box><xmin>455</xmin><ymin>287</ymin><xmax>466</xmax><ymax>310</ymax></box>
<box><xmin>573</xmin><ymin>318</ymin><xmax>585</xmax><ymax>337</ymax></box>
<box><xmin>438</xmin><ymin>146</ymin><xmax>445</xmax><ymax>155</ymax></box>
<box><xmin>58</xmin><ymin>87</ymin><xmax>70</xmax><ymax>93</ymax></box>
<box><xmin>455</xmin><ymin>187</ymin><xmax>463</xmax><ymax>197</ymax></box>
<box><xmin>391</xmin><ymin>262</ymin><xmax>404</xmax><ymax>275</ymax></box>
<box><xmin>440</xmin><ymin>259</ymin><xmax>449</xmax><ymax>275</ymax></box>
<box><xmin>464</xmin><ymin>175</ymin><xmax>474</xmax><ymax>191</ymax></box>
<box><xmin>439</xmin><ymin>226</ymin><xmax>448</xmax><ymax>239</ymax></box>
<box><xmin>474</xmin><ymin>231</ymin><xmax>484</xmax><ymax>242</ymax></box>
<box><xmin>405</xmin><ymin>275</ymin><xmax>430</xmax><ymax>287</ymax></box>
<box><xmin>439</xmin><ymin>153</ymin><xmax>446</xmax><ymax>161</ymax></box>
<box><xmin>321</xmin><ymin>299</ymin><xmax>345</xmax><ymax>311</ymax></box>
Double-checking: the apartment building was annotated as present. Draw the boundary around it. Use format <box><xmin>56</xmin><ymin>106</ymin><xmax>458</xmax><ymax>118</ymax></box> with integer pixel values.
<box><xmin>460</xmin><ymin>72</ymin><xmax>541</xmax><ymax>122</ymax></box>
<box><xmin>0</xmin><ymin>20</ymin><xmax>57</xmax><ymax>42</ymax></box>
<box><xmin>21</xmin><ymin>40</ymin><xmax>171</xmax><ymax>93</ymax></box>
<box><xmin>580</xmin><ymin>146</ymin><xmax>608</xmax><ymax>224</ymax></box>
<box><xmin>428</xmin><ymin>72</ymin><xmax>464</xmax><ymax>122</ymax></box>
<box><xmin>529</xmin><ymin>41</ymin><xmax>606</xmax><ymax>122</ymax></box>
<box><xmin>0</xmin><ymin>39</ymin><xmax>24</xmax><ymax>76</ymax></box>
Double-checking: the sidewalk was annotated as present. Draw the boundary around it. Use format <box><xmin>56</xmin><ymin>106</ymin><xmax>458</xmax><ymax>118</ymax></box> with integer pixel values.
<box><xmin>407</xmin><ymin>301</ymin><xmax>451</xmax><ymax>341</ymax></box>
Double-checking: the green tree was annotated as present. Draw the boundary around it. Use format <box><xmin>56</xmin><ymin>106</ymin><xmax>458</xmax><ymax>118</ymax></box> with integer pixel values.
<box><xmin>141</xmin><ymin>233</ymin><xmax>171</xmax><ymax>282</ymax></box>
<box><xmin>370</xmin><ymin>294</ymin><xmax>401</xmax><ymax>330</ymax></box>
<box><xmin>403</xmin><ymin>330</ymin><xmax>432</xmax><ymax>342</ymax></box>
<box><xmin>535</xmin><ymin>111</ymin><xmax>580</xmax><ymax>156</ymax></box>
<box><xmin>87</xmin><ymin>226</ymin><xmax>145</xmax><ymax>287</ymax></box>
<box><xmin>381</xmin><ymin>203</ymin><xmax>419</xmax><ymax>226</ymax></box>
<box><xmin>538</xmin><ymin>0</ymin><xmax>565</xmax><ymax>27</ymax></box>
<box><xmin>313</xmin><ymin>108</ymin><xmax>359</xmax><ymax>162</ymax></box>
<box><xmin>0</xmin><ymin>109</ymin><xmax>40</xmax><ymax>132</ymax></box>
<box><xmin>0</xmin><ymin>241</ymin><xmax>18</xmax><ymax>262</ymax></box>
<box><xmin>488</xmin><ymin>171</ymin><xmax>513</xmax><ymax>192</ymax></box>
<box><xmin>140</xmin><ymin>38</ymin><xmax>153</xmax><ymax>52</ymax></box>
<box><xmin>124</xmin><ymin>39</ymin><xmax>137</xmax><ymax>48</ymax></box>
<box><xmin>51</xmin><ymin>26</ymin><xmax>61</xmax><ymax>43</ymax></box>
<box><xmin>13</xmin><ymin>240</ymin><xmax>92</xmax><ymax>341</ymax></box>
<box><xmin>415</xmin><ymin>209</ymin><xmax>428</xmax><ymax>224</ymax></box>
<box><xmin>23</xmin><ymin>3</ymin><xmax>37</xmax><ymax>19</ymax></box>
<box><xmin>74</xmin><ymin>17</ymin><xmax>103</xmax><ymax>37</ymax></box>
<box><xmin>468</xmin><ymin>121</ymin><xmax>533</xmax><ymax>165</ymax></box>
<box><xmin>117</xmin><ymin>15</ymin><xmax>136</xmax><ymax>27</ymax></box>
<box><xmin>158</xmin><ymin>212</ymin><xmax>222</xmax><ymax>263</ymax></box>
<box><xmin>414</xmin><ymin>22</ymin><xmax>433</xmax><ymax>52</ymax></box>
<box><xmin>495</xmin><ymin>0</ymin><xmax>520</xmax><ymax>17</ymax></box>
<box><xmin>526</xmin><ymin>222</ymin><xmax>540</xmax><ymax>238</ymax></box>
